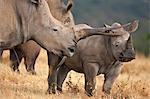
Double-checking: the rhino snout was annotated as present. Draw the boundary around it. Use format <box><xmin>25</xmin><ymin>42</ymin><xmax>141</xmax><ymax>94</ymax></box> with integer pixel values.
<box><xmin>62</xmin><ymin>45</ymin><xmax>76</xmax><ymax>57</ymax></box>
<box><xmin>119</xmin><ymin>49</ymin><xmax>136</xmax><ymax>62</ymax></box>
<box><xmin>68</xmin><ymin>46</ymin><xmax>75</xmax><ymax>56</ymax></box>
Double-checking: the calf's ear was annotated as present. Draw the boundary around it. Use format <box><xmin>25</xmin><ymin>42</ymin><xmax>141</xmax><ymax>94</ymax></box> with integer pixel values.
<box><xmin>125</xmin><ymin>20</ymin><xmax>139</xmax><ymax>33</ymax></box>
<box><xmin>30</xmin><ymin>0</ymin><xmax>41</xmax><ymax>5</ymax></box>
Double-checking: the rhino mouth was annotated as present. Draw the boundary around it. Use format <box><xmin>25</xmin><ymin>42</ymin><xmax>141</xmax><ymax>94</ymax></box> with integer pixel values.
<box><xmin>119</xmin><ymin>56</ymin><xmax>135</xmax><ymax>62</ymax></box>
<box><xmin>118</xmin><ymin>49</ymin><xmax>136</xmax><ymax>62</ymax></box>
<box><xmin>118</xmin><ymin>53</ymin><xmax>135</xmax><ymax>62</ymax></box>
<box><xmin>51</xmin><ymin>46</ymin><xmax>75</xmax><ymax>57</ymax></box>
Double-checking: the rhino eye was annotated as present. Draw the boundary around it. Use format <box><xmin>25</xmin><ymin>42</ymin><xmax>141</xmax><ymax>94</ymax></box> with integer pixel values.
<box><xmin>115</xmin><ymin>42</ymin><xmax>120</xmax><ymax>47</ymax></box>
<box><xmin>53</xmin><ymin>28</ymin><xmax>58</xmax><ymax>32</ymax></box>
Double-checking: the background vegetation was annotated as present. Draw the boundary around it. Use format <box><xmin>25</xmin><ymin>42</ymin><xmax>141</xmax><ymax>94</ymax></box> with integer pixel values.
<box><xmin>72</xmin><ymin>0</ymin><xmax>150</xmax><ymax>56</ymax></box>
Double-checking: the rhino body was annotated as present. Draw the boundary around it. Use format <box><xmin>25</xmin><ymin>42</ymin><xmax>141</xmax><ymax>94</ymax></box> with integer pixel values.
<box><xmin>55</xmin><ymin>22</ymin><xmax>138</xmax><ymax>96</ymax></box>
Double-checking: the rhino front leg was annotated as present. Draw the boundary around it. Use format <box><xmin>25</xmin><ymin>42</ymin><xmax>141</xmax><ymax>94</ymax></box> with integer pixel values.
<box><xmin>10</xmin><ymin>48</ymin><xmax>23</xmax><ymax>73</ymax></box>
<box><xmin>47</xmin><ymin>52</ymin><xmax>61</xmax><ymax>94</ymax></box>
<box><xmin>84</xmin><ymin>62</ymin><xmax>99</xmax><ymax>97</ymax></box>
<box><xmin>103</xmin><ymin>62</ymin><xmax>122</xmax><ymax>94</ymax></box>
<box><xmin>57</xmin><ymin>65</ymin><xmax>70</xmax><ymax>92</ymax></box>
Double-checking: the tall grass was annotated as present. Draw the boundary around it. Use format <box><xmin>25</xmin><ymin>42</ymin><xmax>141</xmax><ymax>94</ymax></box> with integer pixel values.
<box><xmin>0</xmin><ymin>50</ymin><xmax>150</xmax><ymax>99</ymax></box>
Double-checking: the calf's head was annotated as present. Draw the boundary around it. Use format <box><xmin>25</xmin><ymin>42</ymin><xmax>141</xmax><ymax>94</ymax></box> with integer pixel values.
<box><xmin>105</xmin><ymin>20</ymin><xmax>138</xmax><ymax>62</ymax></box>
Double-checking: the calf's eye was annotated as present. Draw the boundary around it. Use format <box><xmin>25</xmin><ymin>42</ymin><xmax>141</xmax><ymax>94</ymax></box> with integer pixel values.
<box><xmin>115</xmin><ymin>42</ymin><xmax>120</xmax><ymax>47</ymax></box>
<box><xmin>53</xmin><ymin>28</ymin><xmax>58</xmax><ymax>32</ymax></box>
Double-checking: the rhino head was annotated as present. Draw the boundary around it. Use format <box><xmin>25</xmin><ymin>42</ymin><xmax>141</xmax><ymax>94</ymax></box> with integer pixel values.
<box><xmin>104</xmin><ymin>20</ymin><xmax>139</xmax><ymax>62</ymax></box>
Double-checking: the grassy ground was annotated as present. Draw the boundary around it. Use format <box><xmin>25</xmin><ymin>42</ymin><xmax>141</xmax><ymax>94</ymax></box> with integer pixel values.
<box><xmin>0</xmin><ymin>50</ymin><xmax>150</xmax><ymax>99</ymax></box>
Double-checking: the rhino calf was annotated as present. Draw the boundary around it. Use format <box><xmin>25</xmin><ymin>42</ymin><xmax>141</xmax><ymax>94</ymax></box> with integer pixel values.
<box><xmin>55</xmin><ymin>20</ymin><xmax>138</xmax><ymax>96</ymax></box>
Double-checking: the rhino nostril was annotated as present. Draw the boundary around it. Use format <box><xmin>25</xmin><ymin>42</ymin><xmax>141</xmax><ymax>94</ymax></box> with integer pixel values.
<box><xmin>68</xmin><ymin>47</ymin><xmax>75</xmax><ymax>53</ymax></box>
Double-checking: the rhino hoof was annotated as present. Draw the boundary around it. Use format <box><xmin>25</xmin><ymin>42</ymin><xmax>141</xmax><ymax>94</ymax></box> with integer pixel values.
<box><xmin>46</xmin><ymin>88</ymin><xmax>52</xmax><ymax>94</ymax></box>
<box><xmin>85</xmin><ymin>91</ymin><xmax>93</xmax><ymax>97</ymax></box>
<box><xmin>27</xmin><ymin>70</ymin><xmax>36</xmax><ymax>75</ymax></box>
<box><xmin>31</xmin><ymin>71</ymin><xmax>36</xmax><ymax>75</ymax></box>
<box><xmin>102</xmin><ymin>93</ymin><xmax>112</xmax><ymax>99</ymax></box>
<box><xmin>11</xmin><ymin>68</ymin><xmax>20</xmax><ymax>74</ymax></box>
<box><xmin>46</xmin><ymin>88</ymin><xmax>61</xmax><ymax>95</ymax></box>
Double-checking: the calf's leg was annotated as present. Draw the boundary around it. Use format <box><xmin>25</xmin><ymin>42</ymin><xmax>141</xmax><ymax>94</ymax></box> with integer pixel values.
<box><xmin>103</xmin><ymin>62</ymin><xmax>122</xmax><ymax>94</ymax></box>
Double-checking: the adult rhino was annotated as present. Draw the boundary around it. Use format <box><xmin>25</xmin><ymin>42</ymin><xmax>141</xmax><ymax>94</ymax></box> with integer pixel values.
<box><xmin>0</xmin><ymin>0</ymin><xmax>75</xmax><ymax>72</ymax></box>
<box><xmin>10</xmin><ymin>0</ymin><xmax>75</xmax><ymax>74</ymax></box>
<box><xmin>0</xmin><ymin>0</ymin><xmax>78</xmax><ymax>57</ymax></box>
<box><xmin>55</xmin><ymin>20</ymin><xmax>139</xmax><ymax>96</ymax></box>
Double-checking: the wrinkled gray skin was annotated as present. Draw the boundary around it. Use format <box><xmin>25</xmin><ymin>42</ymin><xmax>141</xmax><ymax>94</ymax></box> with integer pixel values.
<box><xmin>55</xmin><ymin>22</ymin><xmax>138</xmax><ymax>97</ymax></box>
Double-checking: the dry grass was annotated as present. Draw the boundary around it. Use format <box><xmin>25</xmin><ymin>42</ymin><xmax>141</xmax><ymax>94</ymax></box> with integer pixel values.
<box><xmin>0</xmin><ymin>50</ymin><xmax>150</xmax><ymax>99</ymax></box>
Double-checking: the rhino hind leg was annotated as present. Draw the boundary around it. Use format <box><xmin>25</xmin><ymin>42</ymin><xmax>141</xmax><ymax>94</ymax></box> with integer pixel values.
<box><xmin>57</xmin><ymin>65</ymin><xmax>70</xmax><ymax>92</ymax></box>
<box><xmin>10</xmin><ymin>48</ymin><xmax>23</xmax><ymax>73</ymax></box>
<box><xmin>84</xmin><ymin>63</ymin><xmax>99</xmax><ymax>97</ymax></box>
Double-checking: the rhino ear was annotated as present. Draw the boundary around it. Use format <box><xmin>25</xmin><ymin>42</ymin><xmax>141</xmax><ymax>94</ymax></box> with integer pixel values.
<box><xmin>125</xmin><ymin>20</ymin><xmax>139</xmax><ymax>33</ymax></box>
<box><xmin>66</xmin><ymin>0</ymin><xmax>73</xmax><ymax>12</ymax></box>
<box><xmin>30</xmin><ymin>0</ymin><xmax>41</xmax><ymax>5</ymax></box>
